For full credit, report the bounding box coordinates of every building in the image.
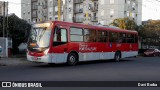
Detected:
[21,0,65,23]
[0,1,8,16]
[64,0,98,25]
[64,0,142,25]
[97,0,142,25]
[21,0,142,25]
[21,0,31,22]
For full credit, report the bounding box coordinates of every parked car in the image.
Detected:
[144,49,160,57]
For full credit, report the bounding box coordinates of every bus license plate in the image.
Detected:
[34,57,38,60]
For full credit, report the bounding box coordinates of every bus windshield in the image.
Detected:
[28,27,51,52]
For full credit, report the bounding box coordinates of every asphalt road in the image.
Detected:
[0,57,160,81]
[1,57,160,90]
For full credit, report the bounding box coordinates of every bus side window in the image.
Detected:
[97,31,103,42]
[84,29,89,42]
[103,31,108,42]
[119,33,126,43]
[84,29,96,42]
[135,34,138,43]
[70,27,83,42]
[90,30,96,42]
[127,34,134,43]
[109,32,119,43]
[53,27,67,47]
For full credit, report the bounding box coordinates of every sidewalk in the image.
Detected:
[0,56,30,66]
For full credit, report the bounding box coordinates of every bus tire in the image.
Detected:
[67,53,78,66]
[114,51,121,62]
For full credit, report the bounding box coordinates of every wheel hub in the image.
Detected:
[70,56,75,63]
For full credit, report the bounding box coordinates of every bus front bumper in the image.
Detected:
[27,54,53,63]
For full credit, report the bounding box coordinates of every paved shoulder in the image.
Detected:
[0,57,30,66]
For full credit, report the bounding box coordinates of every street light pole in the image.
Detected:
[58,0,61,21]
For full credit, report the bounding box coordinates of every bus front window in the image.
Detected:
[28,27,51,52]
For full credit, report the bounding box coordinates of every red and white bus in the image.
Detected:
[27,21,138,65]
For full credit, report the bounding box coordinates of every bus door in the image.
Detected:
[52,25,68,62]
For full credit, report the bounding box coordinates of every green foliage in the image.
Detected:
[140,20,160,39]
[139,20,160,48]
[110,17,137,30]
[0,14,31,54]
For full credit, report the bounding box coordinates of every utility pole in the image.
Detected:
[3,1,5,37]
[58,0,61,21]
[6,1,9,37]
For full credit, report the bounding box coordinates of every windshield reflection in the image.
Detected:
[29,27,51,49]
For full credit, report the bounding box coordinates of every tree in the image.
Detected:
[139,20,160,48]
[110,17,137,30]
[140,20,160,39]
[0,14,31,54]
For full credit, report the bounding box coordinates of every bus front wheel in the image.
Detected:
[67,53,78,66]
[114,51,121,62]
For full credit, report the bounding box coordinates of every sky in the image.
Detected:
[0,0,21,17]
[143,0,160,20]
[0,0,160,21]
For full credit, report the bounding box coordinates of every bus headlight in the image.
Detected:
[44,49,49,56]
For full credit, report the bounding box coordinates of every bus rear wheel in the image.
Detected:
[114,52,121,62]
[67,53,78,66]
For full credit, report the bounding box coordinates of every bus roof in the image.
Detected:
[39,21,138,34]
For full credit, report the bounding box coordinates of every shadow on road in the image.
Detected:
[32,59,135,68]
[78,59,133,65]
